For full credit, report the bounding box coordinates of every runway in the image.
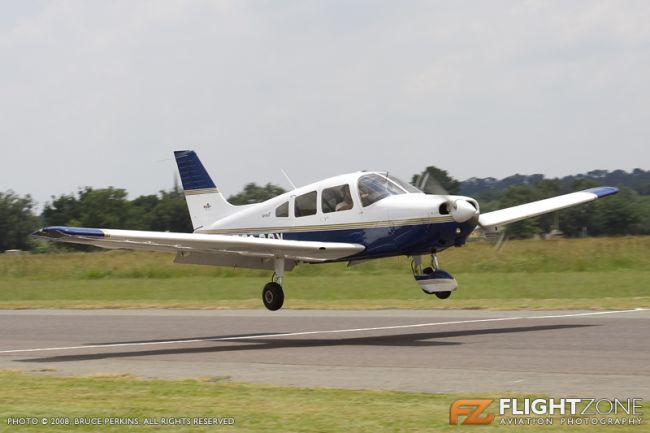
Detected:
[0,308,648,397]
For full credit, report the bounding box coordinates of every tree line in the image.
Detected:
[1,168,649,251]
[0,182,291,252]
[417,166,650,239]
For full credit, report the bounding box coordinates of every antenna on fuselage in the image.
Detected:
[280,168,297,190]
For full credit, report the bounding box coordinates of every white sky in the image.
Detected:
[1,0,649,207]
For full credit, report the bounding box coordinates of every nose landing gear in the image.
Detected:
[411,254,457,299]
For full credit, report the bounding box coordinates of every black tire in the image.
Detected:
[435,291,451,299]
[262,282,284,311]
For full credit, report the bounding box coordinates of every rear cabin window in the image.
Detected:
[322,184,354,213]
[275,201,288,217]
[357,173,405,207]
[294,191,317,217]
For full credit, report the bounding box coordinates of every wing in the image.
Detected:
[478,187,618,231]
[33,226,365,266]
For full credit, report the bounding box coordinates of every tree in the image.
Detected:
[228,183,286,205]
[530,179,561,232]
[41,193,81,226]
[411,166,460,194]
[40,187,131,251]
[149,190,193,232]
[0,191,39,251]
[555,179,601,237]
[588,187,643,236]
[496,185,543,239]
[126,194,160,231]
[43,187,193,234]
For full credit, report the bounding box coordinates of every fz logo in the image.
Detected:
[449,399,495,425]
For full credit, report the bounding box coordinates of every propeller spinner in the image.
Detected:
[448,199,478,223]
[415,171,479,223]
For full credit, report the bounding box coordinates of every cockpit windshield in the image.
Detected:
[386,174,423,194]
[357,173,408,207]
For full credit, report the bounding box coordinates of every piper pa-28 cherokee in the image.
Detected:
[34,151,618,311]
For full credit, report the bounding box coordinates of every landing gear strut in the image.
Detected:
[411,254,457,299]
[262,257,285,311]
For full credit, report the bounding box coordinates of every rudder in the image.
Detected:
[174,150,237,231]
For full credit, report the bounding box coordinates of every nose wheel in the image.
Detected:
[262,282,284,311]
[411,254,456,299]
[433,290,451,299]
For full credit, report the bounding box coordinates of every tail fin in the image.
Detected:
[174,150,237,231]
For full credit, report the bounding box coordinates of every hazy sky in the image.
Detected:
[1,0,649,207]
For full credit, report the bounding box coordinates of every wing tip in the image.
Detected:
[583,186,619,198]
[33,226,105,239]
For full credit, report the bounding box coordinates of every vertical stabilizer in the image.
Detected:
[174,150,236,231]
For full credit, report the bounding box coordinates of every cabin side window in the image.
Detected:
[275,201,289,218]
[294,191,317,217]
[322,184,354,213]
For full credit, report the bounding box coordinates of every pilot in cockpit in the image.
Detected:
[336,185,353,211]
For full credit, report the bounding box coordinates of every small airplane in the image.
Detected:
[34,151,618,310]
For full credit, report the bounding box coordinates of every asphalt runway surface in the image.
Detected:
[0,308,648,397]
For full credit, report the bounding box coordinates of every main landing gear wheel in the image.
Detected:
[434,291,451,299]
[262,282,284,311]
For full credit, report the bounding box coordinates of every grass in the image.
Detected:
[0,240,647,432]
[0,370,645,432]
[0,237,649,310]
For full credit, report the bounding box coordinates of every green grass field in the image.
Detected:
[0,237,648,309]
[1,240,648,432]
[0,371,645,433]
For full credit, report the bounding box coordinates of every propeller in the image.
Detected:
[415,171,478,224]
[475,224,508,251]
[414,169,507,248]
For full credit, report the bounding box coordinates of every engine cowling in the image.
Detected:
[440,198,479,223]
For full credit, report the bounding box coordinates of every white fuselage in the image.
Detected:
[195,172,479,259]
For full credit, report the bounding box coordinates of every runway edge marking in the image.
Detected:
[0,308,646,355]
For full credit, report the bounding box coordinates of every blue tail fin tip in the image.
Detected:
[174,150,217,190]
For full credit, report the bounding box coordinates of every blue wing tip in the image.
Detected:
[33,226,105,239]
[583,186,619,198]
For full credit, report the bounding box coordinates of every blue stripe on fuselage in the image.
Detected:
[283,220,477,260]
